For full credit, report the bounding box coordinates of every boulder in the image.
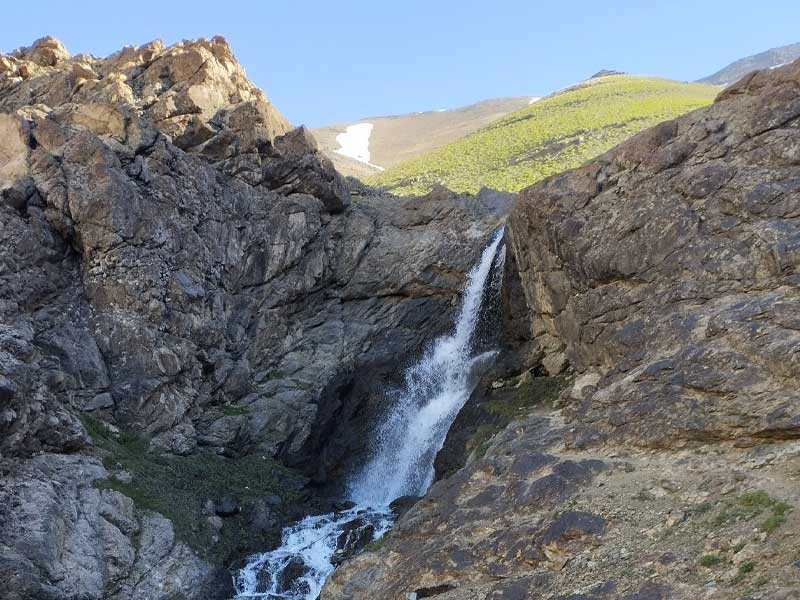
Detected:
[214,495,241,517]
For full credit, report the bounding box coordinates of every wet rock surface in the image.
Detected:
[0,36,509,600]
[323,60,800,599]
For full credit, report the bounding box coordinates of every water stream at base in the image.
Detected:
[234,227,506,599]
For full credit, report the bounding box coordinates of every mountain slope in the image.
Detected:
[366,74,719,195]
[311,96,538,176]
[699,42,800,86]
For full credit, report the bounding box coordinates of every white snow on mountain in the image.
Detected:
[335,123,375,164]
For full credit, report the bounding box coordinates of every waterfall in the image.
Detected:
[348,226,506,505]
[234,227,506,600]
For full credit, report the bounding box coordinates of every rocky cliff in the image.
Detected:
[0,36,509,599]
[324,60,800,599]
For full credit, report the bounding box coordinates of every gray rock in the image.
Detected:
[508,57,800,449]
[248,497,279,532]
[0,35,510,600]
[0,454,229,600]
[206,515,224,531]
[85,392,114,411]
[215,495,241,517]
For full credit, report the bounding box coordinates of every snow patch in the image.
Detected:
[334,123,384,170]
[528,96,542,104]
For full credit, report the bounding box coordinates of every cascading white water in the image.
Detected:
[234,227,506,600]
[234,507,394,599]
[348,227,506,505]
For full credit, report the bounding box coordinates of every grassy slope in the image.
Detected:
[82,416,303,563]
[312,96,534,176]
[366,75,719,195]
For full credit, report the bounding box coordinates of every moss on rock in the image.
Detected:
[465,374,570,461]
[82,416,304,564]
[711,490,792,535]
[484,374,569,420]
[439,373,570,475]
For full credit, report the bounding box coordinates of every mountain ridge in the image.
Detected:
[698,41,800,85]
[366,73,718,195]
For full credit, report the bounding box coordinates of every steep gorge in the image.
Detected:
[0,36,509,599]
[2,34,800,600]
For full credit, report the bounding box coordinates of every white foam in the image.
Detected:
[234,228,507,600]
[235,507,393,599]
[348,227,506,505]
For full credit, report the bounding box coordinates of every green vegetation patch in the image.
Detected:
[364,536,387,552]
[485,374,569,419]
[753,575,769,588]
[711,490,791,535]
[690,501,714,514]
[732,560,756,585]
[367,75,718,195]
[466,423,504,460]
[700,553,724,567]
[217,404,251,417]
[82,416,302,563]
[466,374,570,460]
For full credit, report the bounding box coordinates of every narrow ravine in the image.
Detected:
[234,228,506,599]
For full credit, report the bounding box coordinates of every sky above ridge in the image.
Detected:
[2,0,799,126]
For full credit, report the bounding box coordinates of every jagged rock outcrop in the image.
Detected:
[0,36,510,599]
[0,454,231,600]
[0,35,290,154]
[323,60,800,599]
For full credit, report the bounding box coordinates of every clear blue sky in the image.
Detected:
[2,1,798,126]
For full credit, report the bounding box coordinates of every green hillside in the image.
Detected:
[366,75,719,195]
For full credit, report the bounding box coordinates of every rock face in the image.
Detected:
[510,58,800,450]
[323,60,800,599]
[0,454,230,600]
[0,35,290,155]
[0,36,509,599]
